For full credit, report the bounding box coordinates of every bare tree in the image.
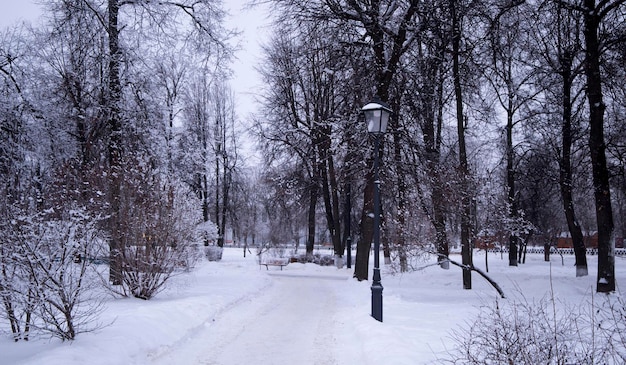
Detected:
[211,82,238,248]
[75,0,232,284]
[528,0,589,276]
[579,0,623,293]
[479,0,540,266]
[449,0,473,288]
[255,20,353,257]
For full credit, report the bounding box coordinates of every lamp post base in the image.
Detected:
[371,267,383,322]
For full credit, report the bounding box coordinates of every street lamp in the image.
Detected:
[362,97,391,322]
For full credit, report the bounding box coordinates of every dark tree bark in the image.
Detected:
[215,141,222,247]
[343,181,353,268]
[107,0,123,285]
[306,168,318,256]
[101,0,230,281]
[582,0,618,292]
[404,34,450,270]
[212,86,236,249]
[392,110,409,271]
[450,0,472,289]
[483,1,532,267]
[558,46,588,276]
[355,159,375,280]
[202,173,210,245]
[318,124,343,256]
[506,107,518,267]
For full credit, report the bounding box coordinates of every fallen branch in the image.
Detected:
[425,252,506,298]
[446,259,506,298]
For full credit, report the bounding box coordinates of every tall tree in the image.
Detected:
[481,0,538,266]
[211,82,238,247]
[403,15,452,270]
[580,0,623,292]
[256,18,360,256]
[255,26,322,255]
[546,2,588,276]
[525,0,589,275]
[450,0,473,288]
[323,0,420,280]
[78,0,231,283]
[556,13,588,277]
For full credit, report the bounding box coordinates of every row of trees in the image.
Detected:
[0,0,248,340]
[252,0,625,292]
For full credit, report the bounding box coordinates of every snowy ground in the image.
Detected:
[2,247,625,364]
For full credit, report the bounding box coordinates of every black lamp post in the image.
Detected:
[362,97,391,322]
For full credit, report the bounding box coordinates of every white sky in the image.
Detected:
[0,0,41,27]
[227,0,270,118]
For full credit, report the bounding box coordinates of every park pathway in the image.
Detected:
[149,271,349,365]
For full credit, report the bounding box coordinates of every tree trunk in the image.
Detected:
[306,176,318,256]
[343,182,352,268]
[451,0,472,289]
[353,0,417,280]
[433,186,449,269]
[392,106,408,271]
[107,0,123,285]
[328,145,342,256]
[383,232,391,265]
[583,0,615,292]
[319,126,342,256]
[558,49,587,276]
[215,145,222,247]
[218,163,230,248]
[354,154,375,281]
[506,108,518,266]
[421,74,449,269]
[201,173,210,246]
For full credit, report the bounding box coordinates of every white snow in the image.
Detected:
[2,248,624,364]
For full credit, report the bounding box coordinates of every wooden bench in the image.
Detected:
[260,258,289,270]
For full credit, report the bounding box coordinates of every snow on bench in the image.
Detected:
[260,257,290,271]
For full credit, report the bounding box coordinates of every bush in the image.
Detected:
[444,294,626,364]
[107,165,204,300]
[204,246,223,261]
[289,253,335,266]
[1,207,104,341]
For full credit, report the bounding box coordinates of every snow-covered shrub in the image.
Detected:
[445,294,626,364]
[1,207,104,341]
[288,253,335,266]
[109,166,203,300]
[0,205,30,341]
[199,218,221,262]
[317,254,335,266]
[204,246,223,261]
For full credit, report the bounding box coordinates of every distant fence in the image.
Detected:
[487,246,626,256]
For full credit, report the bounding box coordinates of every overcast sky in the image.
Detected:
[0,0,41,28]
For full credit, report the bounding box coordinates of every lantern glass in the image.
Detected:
[362,101,391,134]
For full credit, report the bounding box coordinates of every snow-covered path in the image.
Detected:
[149,271,350,365]
[7,249,621,365]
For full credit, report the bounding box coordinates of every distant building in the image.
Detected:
[556,232,625,249]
